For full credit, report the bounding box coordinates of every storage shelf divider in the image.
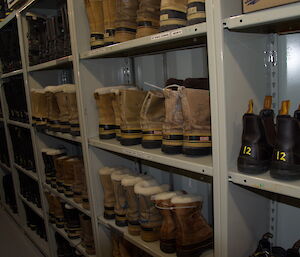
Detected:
[19,193,44,218]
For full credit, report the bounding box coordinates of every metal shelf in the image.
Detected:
[228,170,300,199]
[98,216,214,257]
[19,194,43,218]
[89,137,213,177]
[0,161,12,172]
[0,11,16,30]
[1,69,23,78]
[14,163,38,181]
[24,227,50,257]
[224,2,300,32]
[28,55,73,72]
[2,203,21,226]
[43,183,91,217]
[80,23,207,59]
[7,119,30,128]
[44,129,82,143]
[51,225,96,257]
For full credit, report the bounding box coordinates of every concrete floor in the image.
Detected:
[0,206,44,257]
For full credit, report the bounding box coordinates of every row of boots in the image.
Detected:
[99,166,213,257]
[31,84,80,136]
[84,0,206,48]
[56,233,84,257]
[2,173,18,213]
[238,97,300,180]
[42,148,89,209]
[45,194,96,255]
[26,0,71,66]
[94,78,211,156]
[0,122,10,167]
[9,125,36,172]
[251,233,300,257]
[0,0,12,21]
[3,76,28,123]
[19,172,41,208]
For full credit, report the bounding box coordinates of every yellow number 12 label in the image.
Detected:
[276,151,286,161]
[243,146,251,156]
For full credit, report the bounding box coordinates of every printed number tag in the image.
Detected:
[243,146,251,156]
[276,151,286,161]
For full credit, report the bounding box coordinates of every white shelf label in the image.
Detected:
[151,32,170,41]
[171,29,183,37]
[122,149,153,161]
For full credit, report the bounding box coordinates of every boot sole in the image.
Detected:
[128,225,141,236]
[270,162,300,180]
[142,140,162,149]
[100,134,116,140]
[161,145,182,154]
[183,147,212,156]
[160,239,176,253]
[237,157,270,174]
[120,138,141,146]
[176,238,213,257]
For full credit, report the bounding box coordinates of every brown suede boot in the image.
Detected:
[53,196,64,228]
[55,85,70,133]
[187,0,206,25]
[81,214,96,255]
[94,88,116,139]
[111,168,131,226]
[64,84,80,137]
[54,156,71,193]
[153,191,184,253]
[63,157,81,198]
[134,180,169,242]
[119,89,147,146]
[73,159,85,203]
[45,86,61,132]
[31,89,47,130]
[140,90,165,149]
[99,167,116,219]
[45,192,55,224]
[136,0,161,38]
[85,0,105,49]
[103,0,116,45]
[181,87,212,156]
[162,85,184,154]
[171,194,213,257]
[160,0,188,32]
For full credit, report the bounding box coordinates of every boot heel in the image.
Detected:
[142,140,162,149]
[183,147,212,156]
[161,144,182,154]
[128,224,141,236]
[115,215,128,227]
[160,239,176,253]
[120,137,142,146]
[238,156,270,174]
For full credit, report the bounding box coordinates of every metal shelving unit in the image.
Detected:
[44,130,82,143]
[1,69,23,78]
[24,226,50,257]
[14,163,38,181]
[19,194,43,218]
[28,55,73,72]
[7,119,30,128]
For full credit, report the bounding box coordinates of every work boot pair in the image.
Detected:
[45,193,64,228]
[162,78,212,156]
[160,0,206,32]
[153,192,213,256]
[238,97,300,180]
[251,233,300,257]
[80,214,96,255]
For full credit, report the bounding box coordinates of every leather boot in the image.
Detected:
[99,167,116,219]
[65,85,80,136]
[237,98,274,174]
[63,157,81,198]
[53,196,64,228]
[73,159,85,203]
[85,0,105,49]
[136,0,161,38]
[115,0,139,42]
[111,168,132,226]
[160,0,188,32]
[187,0,206,25]
[45,86,61,132]
[119,89,147,146]
[55,85,70,133]
[64,204,81,239]
[153,191,184,253]
[270,101,300,180]
[32,89,47,130]
[80,214,96,255]
[162,85,184,154]
[134,180,169,242]
[181,87,212,156]
[103,0,116,45]
[94,88,116,139]
[287,240,300,257]
[140,90,165,149]
[45,192,55,224]
[121,175,151,235]
[54,156,72,193]
[171,194,213,257]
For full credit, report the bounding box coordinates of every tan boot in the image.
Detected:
[162,85,184,154]
[160,0,188,32]
[73,159,85,203]
[140,90,165,149]
[103,0,116,45]
[80,214,96,255]
[94,88,116,139]
[134,180,169,242]
[187,0,206,25]
[31,89,47,130]
[171,194,213,257]
[136,0,161,38]
[45,86,61,132]
[54,156,71,193]
[53,196,64,228]
[85,0,105,49]
[55,85,70,133]
[115,0,139,42]
[153,191,183,253]
[63,157,81,198]
[99,167,116,219]
[119,89,147,146]
[111,168,131,226]
[181,87,212,156]
[45,192,55,224]
[65,84,80,137]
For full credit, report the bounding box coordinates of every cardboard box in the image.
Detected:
[243,0,300,13]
